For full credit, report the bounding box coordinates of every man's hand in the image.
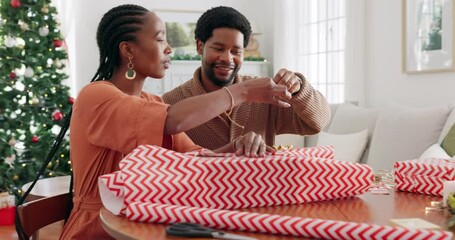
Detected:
[273,68,302,95]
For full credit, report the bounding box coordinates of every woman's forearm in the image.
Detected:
[164,85,245,135]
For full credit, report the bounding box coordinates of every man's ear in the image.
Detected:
[119,41,134,58]
[196,39,204,55]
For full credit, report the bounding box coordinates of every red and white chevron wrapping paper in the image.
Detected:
[126,202,452,240]
[120,145,370,209]
[98,146,452,239]
[394,158,455,196]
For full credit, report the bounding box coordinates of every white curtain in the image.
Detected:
[345,0,366,105]
[273,0,298,72]
[273,0,366,105]
[51,0,77,97]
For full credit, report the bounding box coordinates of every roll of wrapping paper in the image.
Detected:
[126,202,453,240]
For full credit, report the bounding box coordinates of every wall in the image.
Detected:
[365,0,455,108]
[69,0,274,94]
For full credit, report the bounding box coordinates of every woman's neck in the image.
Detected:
[110,70,144,97]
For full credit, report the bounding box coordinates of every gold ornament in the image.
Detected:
[47,162,53,168]
[12,175,19,181]
[31,97,40,106]
[41,6,49,14]
[8,138,16,146]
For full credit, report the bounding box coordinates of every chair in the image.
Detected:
[17,192,70,239]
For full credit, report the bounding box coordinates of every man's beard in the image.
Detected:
[204,63,240,87]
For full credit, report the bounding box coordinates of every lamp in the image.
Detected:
[244,20,262,58]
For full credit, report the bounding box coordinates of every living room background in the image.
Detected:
[57,0,455,108]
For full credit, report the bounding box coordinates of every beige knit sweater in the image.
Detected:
[162,67,331,150]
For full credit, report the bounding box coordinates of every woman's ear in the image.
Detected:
[119,41,134,58]
[196,40,204,55]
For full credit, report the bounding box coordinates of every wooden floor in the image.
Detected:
[0,221,63,240]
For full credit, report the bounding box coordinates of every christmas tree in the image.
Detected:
[0,0,72,198]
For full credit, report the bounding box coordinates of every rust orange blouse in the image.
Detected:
[60,81,199,239]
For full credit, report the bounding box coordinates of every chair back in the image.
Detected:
[17,192,70,239]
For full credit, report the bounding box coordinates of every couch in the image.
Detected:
[275,102,455,171]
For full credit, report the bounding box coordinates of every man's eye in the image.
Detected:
[211,47,223,51]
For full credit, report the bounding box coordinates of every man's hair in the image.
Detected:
[92,4,149,81]
[194,6,252,47]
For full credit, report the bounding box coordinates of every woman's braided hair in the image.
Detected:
[14,8,153,235]
[92,4,149,82]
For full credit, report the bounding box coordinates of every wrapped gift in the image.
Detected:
[0,192,15,226]
[99,145,372,215]
[394,158,455,196]
[126,202,452,240]
[99,146,453,239]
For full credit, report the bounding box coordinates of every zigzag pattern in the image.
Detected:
[126,202,453,240]
[394,159,455,196]
[283,145,334,159]
[119,145,372,209]
[99,173,124,197]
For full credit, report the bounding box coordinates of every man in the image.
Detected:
[162,6,330,150]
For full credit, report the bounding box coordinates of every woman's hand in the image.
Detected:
[232,78,292,108]
[232,131,276,157]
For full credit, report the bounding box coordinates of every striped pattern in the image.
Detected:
[394,158,455,196]
[126,202,453,240]
[118,145,372,209]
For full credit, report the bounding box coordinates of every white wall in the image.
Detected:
[66,0,455,108]
[366,0,455,107]
[70,0,273,94]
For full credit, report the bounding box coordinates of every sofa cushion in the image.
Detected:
[316,129,368,163]
[367,104,451,170]
[420,143,451,159]
[438,106,455,144]
[442,123,455,157]
[328,103,379,142]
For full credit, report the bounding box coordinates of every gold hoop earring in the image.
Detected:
[125,57,136,80]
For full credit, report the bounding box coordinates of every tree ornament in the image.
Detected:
[41,6,49,14]
[31,135,39,143]
[4,36,16,48]
[39,27,49,37]
[20,22,29,31]
[31,97,40,106]
[8,138,16,146]
[5,155,15,165]
[9,72,16,79]
[53,39,63,48]
[68,96,75,104]
[52,110,63,121]
[24,67,34,78]
[53,59,63,68]
[47,162,52,168]
[10,0,21,8]
[12,175,19,181]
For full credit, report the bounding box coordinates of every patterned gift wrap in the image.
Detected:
[99,146,452,239]
[126,202,453,240]
[395,158,455,196]
[99,145,372,212]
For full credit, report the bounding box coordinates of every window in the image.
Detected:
[296,0,346,103]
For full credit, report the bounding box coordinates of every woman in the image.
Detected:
[60,4,291,239]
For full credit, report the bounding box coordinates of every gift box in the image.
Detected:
[0,193,16,226]
[99,145,372,214]
[394,158,455,196]
[98,146,454,240]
